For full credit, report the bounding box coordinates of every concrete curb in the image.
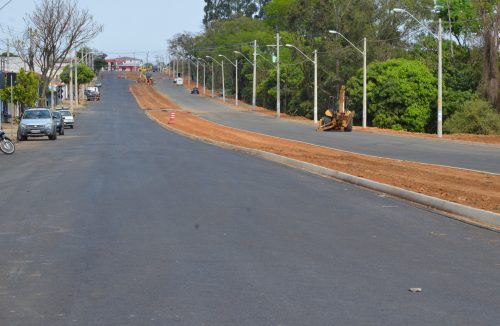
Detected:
[147,112,500,231]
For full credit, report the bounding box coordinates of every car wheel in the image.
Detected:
[17,130,23,141]
[70,125,74,129]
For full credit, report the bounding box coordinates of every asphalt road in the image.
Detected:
[155,78,500,174]
[1,72,499,325]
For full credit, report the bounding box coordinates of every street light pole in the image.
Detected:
[219,54,238,106]
[234,47,257,110]
[285,43,318,124]
[437,18,443,137]
[276,33,280,118]
[392,8,443,138]
[329,30,367,128]
[196,59,199,89]
[198,58,207,95]
[207,56,225,102]
[253,40,257,110]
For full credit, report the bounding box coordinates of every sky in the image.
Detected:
[0,0,205,61]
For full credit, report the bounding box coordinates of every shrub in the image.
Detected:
[347,58,436,132]
[443,99,500,135]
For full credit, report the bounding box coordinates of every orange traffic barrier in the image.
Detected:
[168,112,176,124]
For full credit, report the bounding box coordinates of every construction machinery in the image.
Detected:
[317,86,354,132]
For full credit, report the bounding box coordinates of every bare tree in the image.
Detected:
[13,0,102,97]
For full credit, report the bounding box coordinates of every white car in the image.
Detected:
[58,109,75,129]
[175,77,184,86]
[17,108,58,141]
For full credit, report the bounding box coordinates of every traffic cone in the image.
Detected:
[168,112,176,124]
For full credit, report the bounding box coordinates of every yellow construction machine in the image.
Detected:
[317,86,354,132]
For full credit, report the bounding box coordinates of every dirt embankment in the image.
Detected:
[129,83,500,214]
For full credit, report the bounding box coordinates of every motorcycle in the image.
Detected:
[0,130,15,154]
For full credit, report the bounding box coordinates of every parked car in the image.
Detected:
[57,109,75,129]
[84,86,100,101]
[51,111,65,135]
[191,87,199,94]
[175,77,184,85]
[17,108,58,141]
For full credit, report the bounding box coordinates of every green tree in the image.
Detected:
[348,59,437,132]
[59,63,95,86]
[0,68,39,108]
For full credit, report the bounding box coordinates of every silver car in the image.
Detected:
[17,108,58,141]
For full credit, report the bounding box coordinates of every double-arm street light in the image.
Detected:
[234,49,257,110]
[392,8,443,138]
[206,56,225,102]
[219,54,238,106]
[329,31,367,128]
[197,57,207,95]
[285,44,318,124]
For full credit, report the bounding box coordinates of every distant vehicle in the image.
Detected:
[191,87,199,95]
[57,109,75,129]
[51,111,65,135]
[85,86,100,101]
[17,108,58,141]
[175,77,184,86]
[95,81,102,88]
[152,65,159,72]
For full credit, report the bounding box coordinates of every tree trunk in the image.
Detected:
[479,2,500,112]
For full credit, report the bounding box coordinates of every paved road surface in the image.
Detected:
[155,78,500,174]
[1,72,499,325]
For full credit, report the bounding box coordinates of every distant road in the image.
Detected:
[0,72,499,325]
[156,78,500,174]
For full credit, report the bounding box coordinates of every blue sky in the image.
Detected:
[0,0,205,60]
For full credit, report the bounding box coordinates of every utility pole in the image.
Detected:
[188,60,191,86]
[69,56,73,113]
[211,61,214,98]
[74,53,79,107]
[196,59,199,88]
[276,33,281,119]
[252,40,257,111]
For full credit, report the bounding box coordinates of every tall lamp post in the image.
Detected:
[219,54,238,106]
[206,56,225,102]
[392,8,443,138]
[285,44,318,124]
[197,57,207,95]
[234,50,257,111]
[329,30,367,128]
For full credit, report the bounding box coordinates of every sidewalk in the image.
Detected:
[1,121,18,139]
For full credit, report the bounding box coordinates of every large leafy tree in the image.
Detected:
[348,59,436,132]
[59,63,95,86]
[0,68,39,108]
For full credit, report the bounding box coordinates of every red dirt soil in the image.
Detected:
[129,83,500,215]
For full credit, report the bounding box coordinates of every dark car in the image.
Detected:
[191,87,199,95]
[51,111,65,135]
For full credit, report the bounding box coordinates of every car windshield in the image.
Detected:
[52,112,60,118]
[23,110,51,119]
[59,111,72,117]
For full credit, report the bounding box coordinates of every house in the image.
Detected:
[105,57,142,71]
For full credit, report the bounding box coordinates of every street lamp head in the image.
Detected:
[218,54,223,57]
[391,8,405,13]
[329,30,339,35]
[233,51,240,54]
[285,44,292,47]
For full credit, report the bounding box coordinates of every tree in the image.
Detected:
[59,63,95,86]
[348,59,437,132]
[13,0,102,99]
[93,53,108,72]
[203,0,270,27]
[0,68,39,108]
